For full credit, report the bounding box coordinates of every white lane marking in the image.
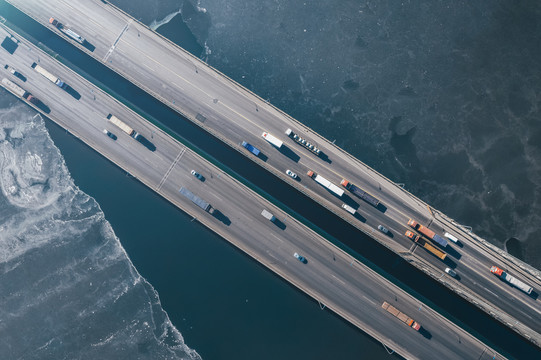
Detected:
[156,147,186,192]
[103,20,131,62]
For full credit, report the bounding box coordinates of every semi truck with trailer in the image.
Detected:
[490,266,533,295]
[49,18,86,44]
[340,179,380,207]
[261,132,283,148]
[307,170,344,197]
[405,231,447,260]
[407,219,448,248]
[284,128,321,156]
[4,65,25,81]
[31,63,67,89]
[2,78,41,106]
[241,141,260,156]
[106,114,155,151]
[179,187,215,214]
[381,301,421,331]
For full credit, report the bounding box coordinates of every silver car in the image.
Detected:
[377,225,390,234]
[286,169,298,179]
[445,268,457,277]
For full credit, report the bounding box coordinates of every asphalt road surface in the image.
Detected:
[0,23,508,360]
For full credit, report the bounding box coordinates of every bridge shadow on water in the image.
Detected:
[2,3,538,358]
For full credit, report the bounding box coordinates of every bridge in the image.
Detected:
[2,0,540,357]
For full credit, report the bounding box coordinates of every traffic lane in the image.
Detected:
[457,249,541,327]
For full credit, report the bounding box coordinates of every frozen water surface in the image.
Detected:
[0,101,200,359]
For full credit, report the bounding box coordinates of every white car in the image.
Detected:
[445,268,457,277]
[286,169,297,179]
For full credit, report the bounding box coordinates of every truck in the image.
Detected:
[261,209,276,222]
[407,219,448,248]
[381,301,421,331]
[261,132,283,148]
[285,128,321,156]
[179,187,215,214]
[106,114,155,150]
[31,63,67,89]
[107,114,139,138]
[405,231,447,260]
[1,78,41,105]
[341,203,356,215]
[49,18,86,44]
[340,179,380,207]
[307,170,344,197]
[4,65,25,81]
[241,141,260,156]
[490,266,533,295]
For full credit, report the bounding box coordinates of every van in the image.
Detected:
[261,209,276,222]
[444,232,459,243]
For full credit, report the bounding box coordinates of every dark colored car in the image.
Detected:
[103,129,117,140]
[191,170,205,181]
[294,252,307,264]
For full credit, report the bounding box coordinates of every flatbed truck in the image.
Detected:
[284,128,321,156]
[381,301,421,331]
[49,17,86,44]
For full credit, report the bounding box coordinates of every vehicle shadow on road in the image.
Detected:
[443,257,457,268]
[353,212,366,223]
[341,194,359,208]
[445,246,462,260]
[257,153,268,162]
[273,218,287,230]
[319,151,332,164]
[64,85,81,100]
[418,327,432,339]
[212,210,231,226]
[37,102,51,114]
[278,145,300,163]
[83,41,96,52]
[376,203,387,213]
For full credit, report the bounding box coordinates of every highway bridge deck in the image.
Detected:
[0,23,507,360]
[9,0,540,344]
